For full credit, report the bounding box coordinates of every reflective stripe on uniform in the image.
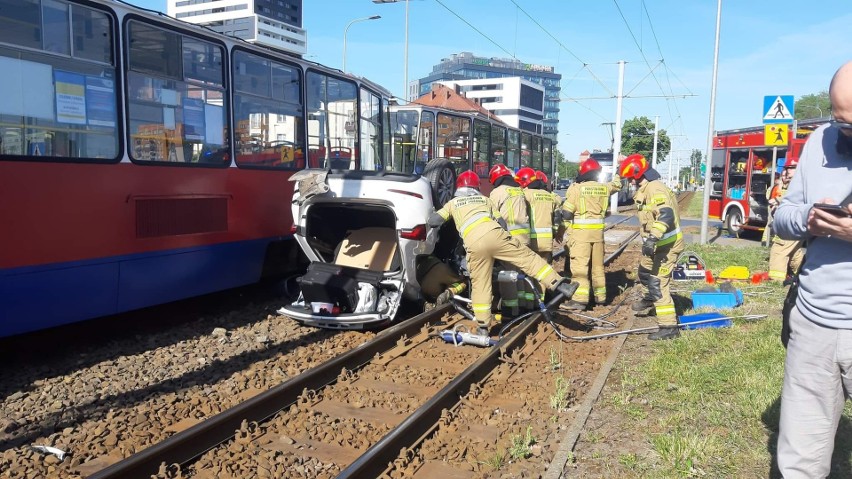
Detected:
[573,218,604,225]
[460,214,490,238]
[508,223,530,235]
[502,299,519,307]
[571,223,605,230]
[656,304,676,314]
[656,226,682,246]
[530,227,553,239]
[535,264,555,282]
[472,303,491,312]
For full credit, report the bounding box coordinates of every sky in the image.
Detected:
[130,0,851,174]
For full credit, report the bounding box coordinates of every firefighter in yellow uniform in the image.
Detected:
[516,168,561,262]
[488,164,531,244]
[767,158,804,281]
[488,164,531,315]
[428,170,578,335]
[619,154,683,341]
[560,159,622,310]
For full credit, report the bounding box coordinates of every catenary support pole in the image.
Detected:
[610,60,625,216]
[700,0,722,244]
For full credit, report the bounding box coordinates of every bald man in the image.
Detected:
[774,60,852,479]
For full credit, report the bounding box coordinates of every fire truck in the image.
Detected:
[709,119,826,235]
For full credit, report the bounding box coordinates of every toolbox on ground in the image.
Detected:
[690,286,743,309]
[297,262,384,314]
[679,312,732,330]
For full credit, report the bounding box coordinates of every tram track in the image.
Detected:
[86,227,642,479]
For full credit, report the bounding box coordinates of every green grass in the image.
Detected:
[600,244,852,477]
[682,192,705,218]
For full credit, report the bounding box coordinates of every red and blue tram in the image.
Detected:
[0,0,390,337]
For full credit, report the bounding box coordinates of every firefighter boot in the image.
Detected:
[631,299,655,317]
[555,281,580,301]
[648,324,680,341]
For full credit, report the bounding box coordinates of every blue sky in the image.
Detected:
[130,0,851,172]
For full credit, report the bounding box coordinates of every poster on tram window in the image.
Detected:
[54,70,87,125]
[85,76,116,127]
[183,98,206,141]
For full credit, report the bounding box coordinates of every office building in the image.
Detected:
[168,0,307,56]
[414,52,561,140]
[437,78,545,135]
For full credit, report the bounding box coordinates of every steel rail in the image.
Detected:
[89,304,453,479]
[337,293,545,478]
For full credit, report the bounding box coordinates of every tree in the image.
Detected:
[555,149,579,179]
[795,91,830,120]
[689,149,703,183]
[620,116,671,162]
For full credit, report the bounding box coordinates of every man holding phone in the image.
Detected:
[767,158,804,281]
[773,60,852,478]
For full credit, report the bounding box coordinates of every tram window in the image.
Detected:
[43,0,71,55]
[490,125,506,169]
[542,138,552,177]
[436,113,469,171]
[0,0,42,50]
[507,129,520,169]
[306,71,357,169]
[0,1,118,162]
[389,109,418,173]
[233,50,304,170]
[360,88,382,171]
[183,37,224,86]
[417,110,434,171]
[531,136,542,170]
[520,132,532,168]
[127,21,228,165]
[72,4,112,64]
[128,22,181,80]
[472,120,490,177]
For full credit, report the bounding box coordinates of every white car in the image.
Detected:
[280,168,457,329]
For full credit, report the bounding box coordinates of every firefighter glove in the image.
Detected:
[642,237,658,257]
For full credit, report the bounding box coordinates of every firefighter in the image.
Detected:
[768,157,804,281]
[427,170,579,335]
[518,168,562,262]
[488,164,531,244]
[560,159,622,310]
[619,154,684,341]
[488,164,531,315]
[416,255,466,306]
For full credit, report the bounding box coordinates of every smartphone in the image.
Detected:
[813,203,852,217]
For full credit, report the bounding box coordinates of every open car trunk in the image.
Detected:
[283,200,406,329]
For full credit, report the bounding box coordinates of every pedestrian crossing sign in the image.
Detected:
[765,124,789,146]
[763,95,794,124]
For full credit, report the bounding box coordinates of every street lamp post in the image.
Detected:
[373,0,409,100]
[343,15,381,73]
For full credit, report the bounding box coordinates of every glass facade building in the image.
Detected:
[415,52,561,140]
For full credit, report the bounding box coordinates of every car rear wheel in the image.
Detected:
[423,158,456,207]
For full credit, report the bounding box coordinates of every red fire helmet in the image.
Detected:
[579,158,602,176]
[618,153,649,180]
[456,170,481,189]
[534,170,548,184]
[515,167,537,188]
[489,164,512,185]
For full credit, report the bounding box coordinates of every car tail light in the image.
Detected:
[290,224,298,234]
[388,188,423,199]
[399,224,428,241]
